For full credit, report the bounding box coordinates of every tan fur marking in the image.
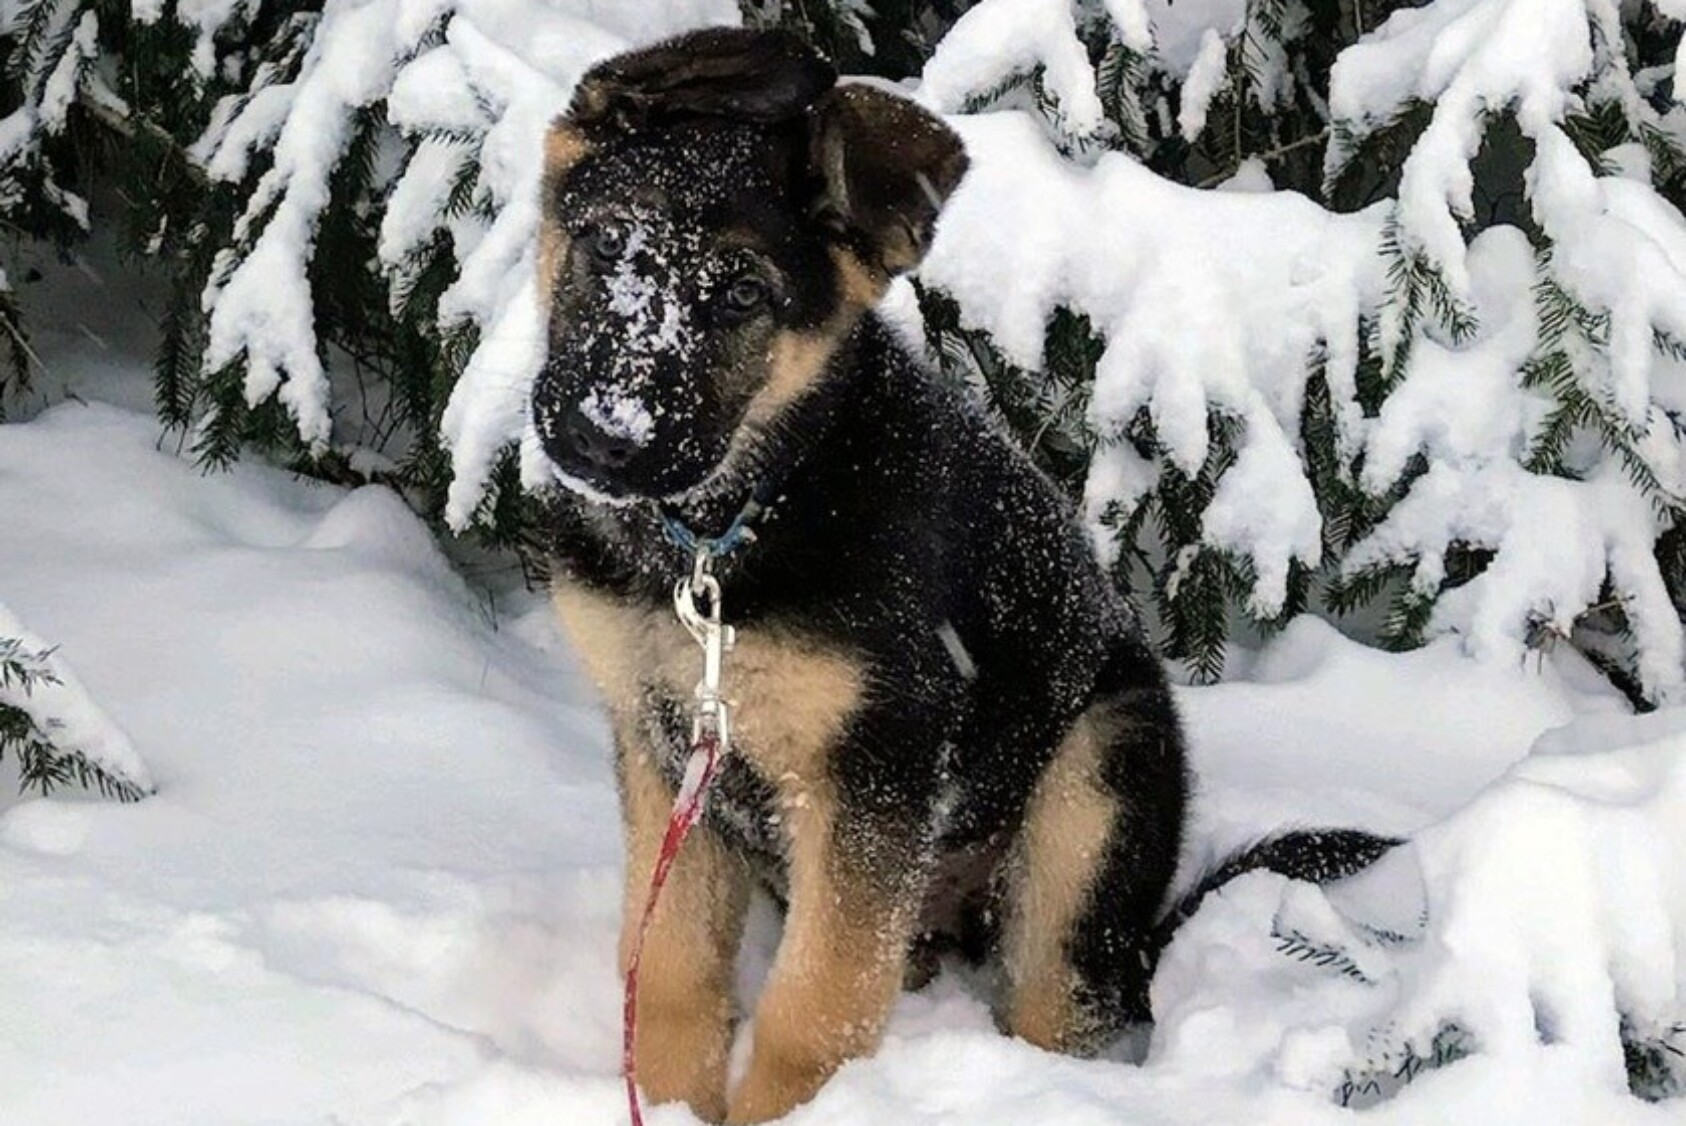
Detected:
[831,246,887,309]
[552,577,863,782]
[726,793,912,1123]
[617,741,748,1120]
[743,328,841,429]
[544,122,591,182]
[551,579,641,715]
[535,123,591,306]
[738,248,885,431]
[722,633,863,783]
[1002,705,1120,1051]
[536,223,569,308]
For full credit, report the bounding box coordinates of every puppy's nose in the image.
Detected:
[562,406,636,471]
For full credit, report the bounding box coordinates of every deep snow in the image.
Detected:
[3,250,1686,1124]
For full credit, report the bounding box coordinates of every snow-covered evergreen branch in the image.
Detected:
[910,0,1686,696]
[0,605,151,801]
[7,0,1686,696]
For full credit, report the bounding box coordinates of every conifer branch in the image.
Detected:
[1196,127,1331,188]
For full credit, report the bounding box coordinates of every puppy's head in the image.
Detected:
[531,27,967,502]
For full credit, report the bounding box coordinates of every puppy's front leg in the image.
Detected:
[618,737,750,1122]
[726,789,924,1124]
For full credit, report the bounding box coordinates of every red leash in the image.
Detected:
[623,728,725,1126]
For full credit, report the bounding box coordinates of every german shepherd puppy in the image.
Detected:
[532,28,1392,1123]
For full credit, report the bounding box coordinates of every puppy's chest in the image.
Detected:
[553,577,865,851]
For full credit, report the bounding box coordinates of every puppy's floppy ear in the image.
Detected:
[569,27,835,133]
[809,84,968,276]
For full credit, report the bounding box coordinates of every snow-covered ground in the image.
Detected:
[4,255,1685,1125]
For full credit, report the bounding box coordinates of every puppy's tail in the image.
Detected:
[1146,827,1403,971]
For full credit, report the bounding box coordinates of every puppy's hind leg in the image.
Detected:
[1001,653,1188,1053]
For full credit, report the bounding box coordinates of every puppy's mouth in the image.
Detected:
[531,384,762,510]
[539,432,765,519]
[656,418,769,509]
[546,462,641,507]
[536,420,734,508]
[532,390,651,502]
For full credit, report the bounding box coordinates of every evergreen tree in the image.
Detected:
[911,0,1686,699]
[7,0,1686,700]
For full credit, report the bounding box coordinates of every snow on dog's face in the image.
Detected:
[532,28,967,502]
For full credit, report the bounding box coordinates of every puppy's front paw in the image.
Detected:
[633,1002,733,1122]
[724,1045,825,1124]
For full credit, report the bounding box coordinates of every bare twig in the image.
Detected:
[76,92,208,187]
[1198,127,1333,188]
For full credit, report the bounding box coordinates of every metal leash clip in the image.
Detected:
[673,549,734,754]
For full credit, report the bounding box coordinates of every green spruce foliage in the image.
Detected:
[0,635,146,801]
[5,0,1686,696]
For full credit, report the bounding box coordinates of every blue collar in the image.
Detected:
[658,484,774,561]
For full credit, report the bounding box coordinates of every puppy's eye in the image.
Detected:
[721,274,769,320]
[584,224,626,270]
